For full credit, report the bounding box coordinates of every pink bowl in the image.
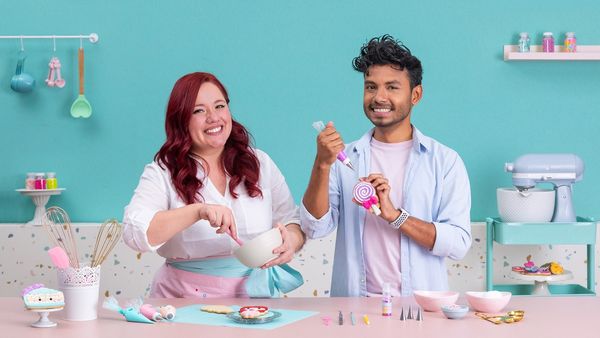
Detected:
[413,290,459,312]
[465,291,511,313]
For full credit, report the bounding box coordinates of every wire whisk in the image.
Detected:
[91,219,122,268]
[42,206,80,268]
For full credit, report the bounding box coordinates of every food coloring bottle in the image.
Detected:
[382,282,392,316]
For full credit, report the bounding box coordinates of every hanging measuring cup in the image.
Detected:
[11,51,36,93]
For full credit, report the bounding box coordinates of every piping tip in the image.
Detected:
[345,162,355,171]
[407,306,413,320]
[416,307,423,322]
[399,307,406,321]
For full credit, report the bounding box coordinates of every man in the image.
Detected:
[301,35,471,297]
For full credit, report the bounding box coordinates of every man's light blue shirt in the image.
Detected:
[300,126,472,296]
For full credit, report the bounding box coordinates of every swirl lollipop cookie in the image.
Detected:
[353,181,381,216]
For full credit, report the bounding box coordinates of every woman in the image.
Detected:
[123,72,305,298]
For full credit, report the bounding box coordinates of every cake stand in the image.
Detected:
[28,307,64,328]
[16,189,65,225]
[509,270,573,296]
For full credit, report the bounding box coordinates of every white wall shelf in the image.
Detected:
[504,45,600,61]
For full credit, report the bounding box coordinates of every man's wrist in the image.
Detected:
[386,209,402,223]
[316,161,332,171]
[389,208,410,230]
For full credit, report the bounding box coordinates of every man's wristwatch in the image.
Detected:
[389,208,410,229]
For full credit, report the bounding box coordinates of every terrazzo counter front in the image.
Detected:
[1,223,598,297]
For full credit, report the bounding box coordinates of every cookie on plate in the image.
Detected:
[239,305,269,319]
[200,305,234,314]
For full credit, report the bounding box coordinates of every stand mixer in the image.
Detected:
[504,153,584,222]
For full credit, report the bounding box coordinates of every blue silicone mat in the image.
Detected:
[173,304,318,330]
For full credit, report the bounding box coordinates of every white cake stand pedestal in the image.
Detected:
[16,189,65,225]
[510,270,573,296]
[28,307,63,328]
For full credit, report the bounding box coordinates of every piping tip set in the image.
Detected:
[323,307,424,326]
[399,306,423,321]
[322,311,369,326]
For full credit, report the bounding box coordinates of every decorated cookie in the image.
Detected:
[22,283,65,310]
[540,262,564,275]
[201,305,234,314]
[550,262,564,275]
[239,305,269,319]
[512,266,525,273]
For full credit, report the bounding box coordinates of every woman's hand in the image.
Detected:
[260,223,304,269]
[197,203,239,241]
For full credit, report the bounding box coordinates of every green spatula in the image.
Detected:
[70,48,92,118]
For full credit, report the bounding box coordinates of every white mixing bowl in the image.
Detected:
[497,188,555,223]
[233,228,282,268]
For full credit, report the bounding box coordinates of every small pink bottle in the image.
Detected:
[542,32,555,52]
[564,32,576,52]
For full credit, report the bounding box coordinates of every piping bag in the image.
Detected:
[312,121,355,170]
[103,296,154,324]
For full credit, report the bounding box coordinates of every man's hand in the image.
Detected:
[363,174,401,223]
[315,121,345,169]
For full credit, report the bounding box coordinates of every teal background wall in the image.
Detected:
[1,0,599,222]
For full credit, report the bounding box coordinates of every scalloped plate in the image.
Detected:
[226,310,282,324]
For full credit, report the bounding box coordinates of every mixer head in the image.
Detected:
[505,153,584,189]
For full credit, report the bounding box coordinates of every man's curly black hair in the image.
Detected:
[352,34,423,89]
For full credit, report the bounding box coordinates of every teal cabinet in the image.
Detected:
[485,217,596,296]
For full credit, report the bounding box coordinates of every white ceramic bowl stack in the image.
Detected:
[497,188,556,223]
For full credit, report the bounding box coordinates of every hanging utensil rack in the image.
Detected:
[0,33,99,43]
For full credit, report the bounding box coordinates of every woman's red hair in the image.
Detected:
[155,72,262,204]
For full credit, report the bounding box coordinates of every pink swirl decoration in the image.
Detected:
[353,182,375,203]
[353,181,380,213]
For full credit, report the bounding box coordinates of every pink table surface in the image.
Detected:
[2,296,599,338]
